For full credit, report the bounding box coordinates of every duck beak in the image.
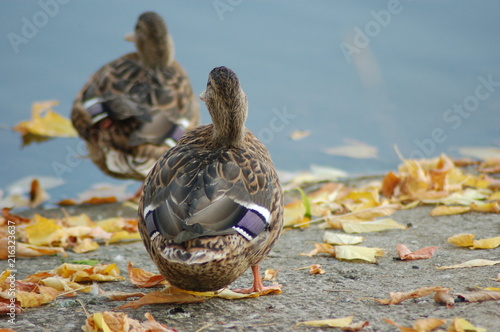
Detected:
[124,33,135,42]
[199,90,206,102]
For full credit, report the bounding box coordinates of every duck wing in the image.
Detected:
[142,143,275,244]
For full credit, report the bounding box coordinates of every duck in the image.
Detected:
[138,66,284,293]
[71,11,199,181]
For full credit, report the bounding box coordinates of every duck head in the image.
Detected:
[125,11,175,68]
[200,66,249,148]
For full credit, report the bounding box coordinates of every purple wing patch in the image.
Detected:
[233,209,267,241]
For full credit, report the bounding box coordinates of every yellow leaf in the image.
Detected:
[334,205,399,222]
[295,316,354,328]
[448,234,475,247]
[41,276,91,293]
[93,312,118,332]
[323,232,364,245]
[334,245,384,263]
[448,317,487,332]
[96,217,128,233]
[384,318,446,332]
[342,218,407,233]
[299,243,336,257]
[13,100,77,138]
[73,238,100,253]
[472,236,500,249]
[436,259,500,270]
[430,205,471,216]
[52,263,125,282]
[108,231,141,244]
[488,191,500,201]
[471,201,500,213]
[25,214,63,246]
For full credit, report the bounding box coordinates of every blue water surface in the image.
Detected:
[1,1,499,201]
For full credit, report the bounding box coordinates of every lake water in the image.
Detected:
[1,1,499,201]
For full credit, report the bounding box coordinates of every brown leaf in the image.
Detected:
[457,290,500,303]
[81,196,118,205]
[434,289,455,308]
[117,290,206,309]
[381,171,400,197]
[309,264,326,275]
[1,207,31,224]
[127,262,167,288]
[396,244,438,260]
[29,179,48,208]
[376,286,450,305]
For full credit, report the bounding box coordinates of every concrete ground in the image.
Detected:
[7,200,500,331]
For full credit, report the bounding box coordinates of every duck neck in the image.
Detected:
[211,99,247,148]
[139,35,174,68]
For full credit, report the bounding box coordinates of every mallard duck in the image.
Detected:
[71,11,199,180]
[138,66,283,293]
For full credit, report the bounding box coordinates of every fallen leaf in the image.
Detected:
[384,318,446,332]
[13,100,77,145]
[83,311,129,332]
[25,214,64,246]
[117,290,206,309]
[472,236,500,249]
[434,289,455,308]
[436,259,500,270]
[52,263,125,282]
[457,290,500,303]
[108,231,141,244]
[299,243,336,257]
[447,233,475,247]
[294,315,354,328]
[41,276,91,294]
[5,241,68,258]
[323,232,364,245]
[309,264,325,275]
[375,286,450,305]
[430,205,471,216]
[16,286,59,307]
[335,245,384,263]
[342,218,407,233]
[263,268,278,282]
[29,179,48,208]
[72,238,99,254]
[127,262,167,288]
[447,317,487,332]
[381,171,401,197]
[396,244,438,260]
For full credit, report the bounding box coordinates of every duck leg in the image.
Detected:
[232,265,281,294]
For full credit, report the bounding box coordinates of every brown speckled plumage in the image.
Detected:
[138,67,283,292]
[71,11,199,180]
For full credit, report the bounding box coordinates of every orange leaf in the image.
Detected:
[309,264,326,275]
[81,196,117,205]
[127,262,167,288]
[118,290,206,309]
[16,286,59,307]
[376,286,450,305]
[381,171,400,197]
